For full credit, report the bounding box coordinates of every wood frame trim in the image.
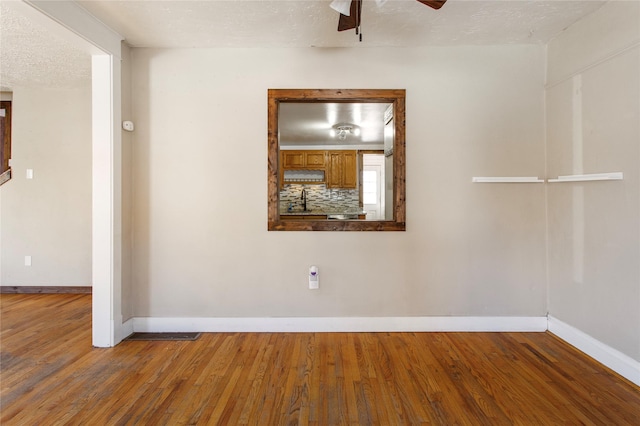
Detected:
[1,101,12,184]
[268,89,406,231]
[1,286,92,294]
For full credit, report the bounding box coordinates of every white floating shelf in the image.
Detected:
[548,172,623,183]
[472,177,544,183]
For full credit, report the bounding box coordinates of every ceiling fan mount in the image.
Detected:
[330,0,448,41]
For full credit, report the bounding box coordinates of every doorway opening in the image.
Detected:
[362,154,385,220]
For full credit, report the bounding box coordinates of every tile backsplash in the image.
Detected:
[280,184,360,213]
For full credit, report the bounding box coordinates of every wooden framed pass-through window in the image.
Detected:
[267,89,406,231]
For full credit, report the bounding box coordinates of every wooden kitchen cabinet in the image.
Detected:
[327,151,357,189]
[280,150,356,189]
[281,150,326,169]
[327,152,342,187]
[342,151,357,188]
[305,152,326,167]
[282,151,304,168]
[280,150,328,188]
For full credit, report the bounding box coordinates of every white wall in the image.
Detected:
[130,46,547,318]
[0,86,92,286]
[546,1,640,361]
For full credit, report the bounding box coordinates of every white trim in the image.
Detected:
[120,318,134,341]
[129,315,640,386]
[91,56,114,347]
[132,316,547,333]
[90,53,123,348]
[472,177,544,183]
[548,172,623,183]
[24,0,123,57]
[548,316,640,387]
[21,0,125,350]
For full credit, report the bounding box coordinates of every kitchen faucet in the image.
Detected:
[300,188,307,211]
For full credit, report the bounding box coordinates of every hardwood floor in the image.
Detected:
[1,294,639,425]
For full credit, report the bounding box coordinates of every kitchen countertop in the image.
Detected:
[280,210,366,216]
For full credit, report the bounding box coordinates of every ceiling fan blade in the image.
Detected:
[330,0,352,16]
[338,0,362,31]
[416,0,447,10]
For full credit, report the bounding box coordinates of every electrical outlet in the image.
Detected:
[309,266,319,289]
[25,256,32,266]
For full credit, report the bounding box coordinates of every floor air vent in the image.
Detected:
[125,332,201,341]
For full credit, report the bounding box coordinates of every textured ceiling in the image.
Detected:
[0,0,608,91]
[0,2,91,91]
[78,0,607,48]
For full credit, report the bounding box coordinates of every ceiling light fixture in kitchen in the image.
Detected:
[331,123,360,140]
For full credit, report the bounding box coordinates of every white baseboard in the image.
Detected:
[126,314,639,386]
[120,317,134,341]
[132,316,547,333]
[548,316,640,387]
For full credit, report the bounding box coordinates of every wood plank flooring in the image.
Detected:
[1,294,639,425]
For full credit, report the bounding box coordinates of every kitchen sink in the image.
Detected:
[327,214,359,220]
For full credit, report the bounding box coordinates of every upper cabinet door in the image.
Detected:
[327,150,357,189]
[342,151,357,188]
[282,151,327,169]
[282,152,305,168]
[305,152,326,167]
[327,152,343,188]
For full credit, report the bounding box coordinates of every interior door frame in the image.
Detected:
[20,1,125,347]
